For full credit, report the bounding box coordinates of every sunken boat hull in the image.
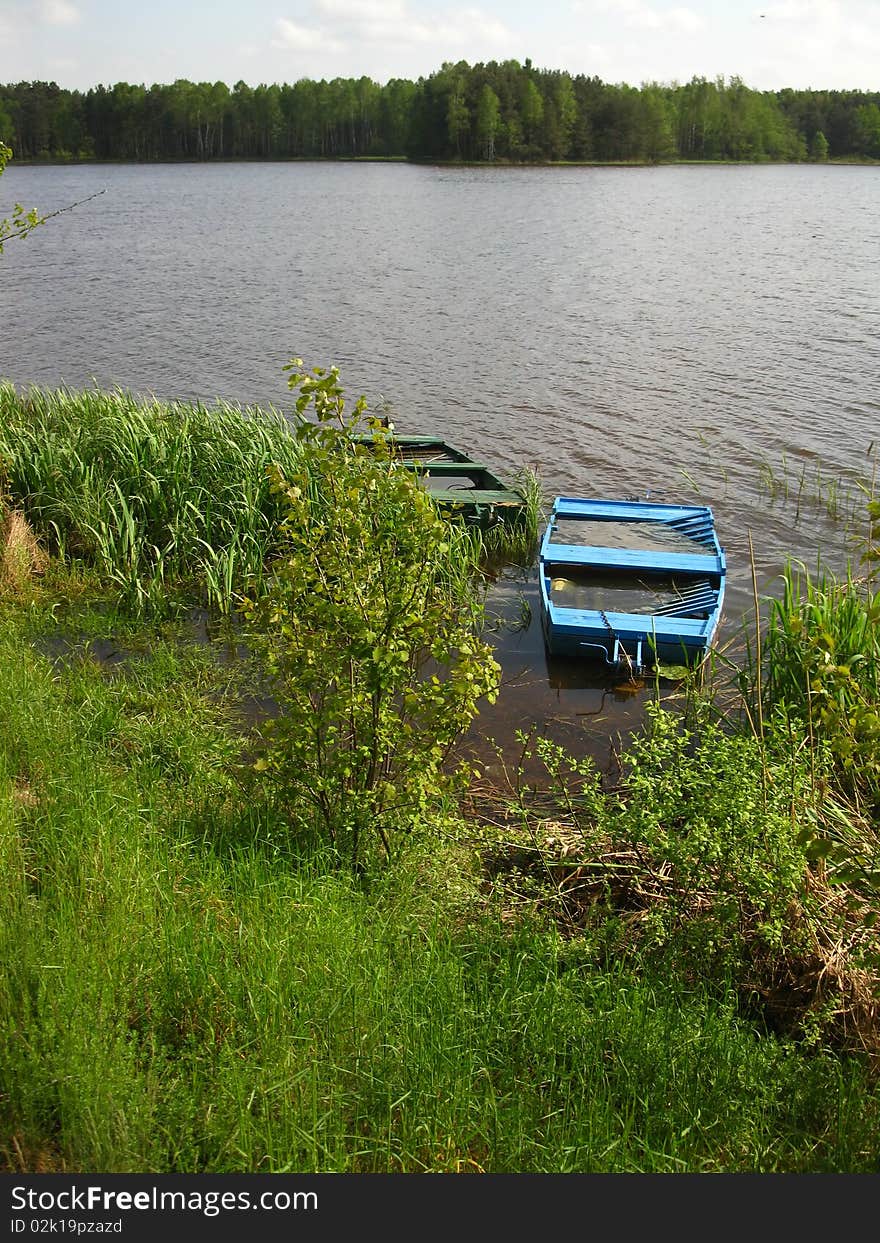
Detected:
[539,497,726,670]
[351,435,525,528]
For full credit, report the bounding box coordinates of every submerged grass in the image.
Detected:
[758,447,878,532]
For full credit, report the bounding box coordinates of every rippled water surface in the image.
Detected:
[3,161,878,756]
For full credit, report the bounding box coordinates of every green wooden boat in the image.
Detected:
[352,434,525,527]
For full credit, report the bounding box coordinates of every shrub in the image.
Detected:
[246,361,500,868]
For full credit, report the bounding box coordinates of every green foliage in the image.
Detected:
[611,704,818,958]
[487,678,880,1049]
[764,559,880,812]
[246,360,500,867]
[864,498,880,571]
[810,129,830,161]
[9,69,880,165]
[2,599,878,1172]
[854,103,880,159]
[508,706,819,970]
[475,84,501,160]
[0,383,303,614]
[0,141,41,254]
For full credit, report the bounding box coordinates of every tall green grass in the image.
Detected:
[758,562,880,905]
[0,383,303,613]
[0,383,541,614]
[482,464,544,565]
[1,600,877,1172]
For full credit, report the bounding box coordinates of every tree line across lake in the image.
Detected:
[3,61,880,165]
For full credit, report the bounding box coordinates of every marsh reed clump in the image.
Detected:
[0,380,541,614]
[482,464,544,565]
[0,382,304,613]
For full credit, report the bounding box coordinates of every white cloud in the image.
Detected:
[315,0,408,19]
[0,0,81,36]
[378,8,514,46]
[744,0,880,85]
[757,1,842,20]
[575,0,706,33]
[0,15,19,44]
[40,0,80,25]
[272,18,342,51]
[668,6,705,33]
[276,2,515,55]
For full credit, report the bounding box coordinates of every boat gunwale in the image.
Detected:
[538,495,727,667]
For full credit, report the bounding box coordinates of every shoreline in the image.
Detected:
[7,155,880,168]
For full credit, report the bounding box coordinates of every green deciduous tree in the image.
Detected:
[475,83,500,160]
[639,84,675,162]
[520,78,544,146]
[446,72,470,157]
[554,74,577,159]
[809,129,830,161]
[854,102,880,158]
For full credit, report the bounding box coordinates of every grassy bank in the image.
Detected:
[0,382,878,1172]
[0,587,877,1172]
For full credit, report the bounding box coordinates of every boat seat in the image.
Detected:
[653,580,718,616]
[542,543,724,575]
[548,608,714,638]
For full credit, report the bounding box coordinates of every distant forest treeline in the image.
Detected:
[3,61,880,164]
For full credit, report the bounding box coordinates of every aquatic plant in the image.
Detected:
[764,560,880,813]
[0,379,542,616]
[757,447,878,531]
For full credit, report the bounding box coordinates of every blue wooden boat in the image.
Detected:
[539,497,726,671]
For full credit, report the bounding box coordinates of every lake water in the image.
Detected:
[2,161,878,760]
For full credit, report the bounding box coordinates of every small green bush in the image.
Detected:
[246,361,500,868]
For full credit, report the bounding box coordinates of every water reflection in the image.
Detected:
[464,570,654,771]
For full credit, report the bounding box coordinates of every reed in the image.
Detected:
[763,560,880,811]
[0,383,542,614]
[0,383,303,613]
[468,465,544,569]
[757,449,877,532]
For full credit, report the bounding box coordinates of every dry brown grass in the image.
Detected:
[0,505,47,590]
[0,1133,68,1173]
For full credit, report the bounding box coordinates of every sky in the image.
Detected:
[1,0,879,93]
